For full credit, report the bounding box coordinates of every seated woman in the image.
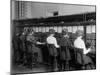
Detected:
[74,30,94,69]
[26,29,44,66]
[19,30,27,65]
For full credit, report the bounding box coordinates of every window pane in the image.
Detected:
[38,27,42,32]
[45,27,49,32]
[78,26,84,31]
[49,27,53,29]
[57,26,62,33]
[54,26,57,32]
[87,26,92,33]
[72,26,78,33]
[36,27,39,32]
[92,25,96,33]
[41,27,45,32]
[62,26,67,29]
[68,26,72,32]
[33,27,36,31]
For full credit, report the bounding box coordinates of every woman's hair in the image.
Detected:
[49,29,55,35]
[75,30,84,37]
[86,42,91,49]
[62,28,68,35]
[27,28,35,34]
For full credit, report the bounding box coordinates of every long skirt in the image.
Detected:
[60,46,71,61]
[32,45,43,63]
[26,44,43,63]
[48,44,58,57]
[76,53,93,65]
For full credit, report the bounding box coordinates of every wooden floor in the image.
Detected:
[11,62,96,75]
[11,63,75,74]
[11,64,51,74]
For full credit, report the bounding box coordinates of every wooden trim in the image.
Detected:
[16,21,96,27]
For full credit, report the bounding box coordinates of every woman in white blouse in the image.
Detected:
[46,29,59,48]
[74,30,93,67]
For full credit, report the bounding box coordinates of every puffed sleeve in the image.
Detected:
[79,40,91,54]
[53,37,59,48]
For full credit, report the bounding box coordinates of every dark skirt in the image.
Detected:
[60,46,71,61]
[48,44,58,57]
[32,45,43,62]
[76,53,93,64]
[26,42,43,63]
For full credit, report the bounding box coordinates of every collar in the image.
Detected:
[64,34,69,38]
[77,36,82,39]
